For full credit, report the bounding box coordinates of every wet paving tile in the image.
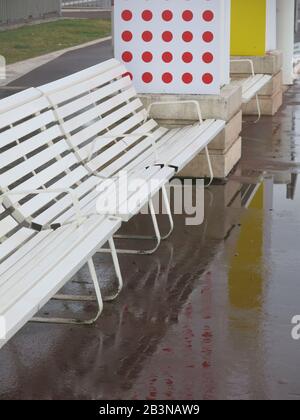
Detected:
[1,79,300,401]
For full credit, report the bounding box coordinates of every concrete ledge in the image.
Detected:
[242,90,283,116]
[139,83,242,123]
[178,136,242,179]
[230,50,283,76]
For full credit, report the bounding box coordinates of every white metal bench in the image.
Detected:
[38,59,225,185]
[0,83,175,347]
[0,58,225,347]
[0,88,127,348]
[231,59,272,122]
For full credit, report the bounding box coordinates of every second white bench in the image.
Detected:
[231,59,272,122]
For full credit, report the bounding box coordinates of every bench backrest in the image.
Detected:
[0,88,93,235]
[38,59,161,178]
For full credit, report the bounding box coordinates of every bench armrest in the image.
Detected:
[0,188,84,228]
[144,100,203,124]
[230,59,255,77]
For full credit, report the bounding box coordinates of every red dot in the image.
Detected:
[182,52,193,63]
[182,73,193,84]
[162,10,173,21]
[142,51,153,63]
[142,31,153,42]
[182,10,193,21]
[162,72,173,84]
[202,73,214,84]
[122,51,133,62]
[203,10,214,22]
[142,10,153,21]
[162,52,173,63]
[142,72,153,83]
[182,31,193,42]
[203,31,214,43]
[121,10,133,21]
[162,31,173,42]
[202,52,214,63]
[122,72,133,81]
[122,31,133,42]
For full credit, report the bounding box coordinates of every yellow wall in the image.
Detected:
[231,0,267,56]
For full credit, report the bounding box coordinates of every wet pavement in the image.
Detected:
[1,49,300,401]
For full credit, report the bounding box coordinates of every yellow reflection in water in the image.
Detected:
[228,184,264,309]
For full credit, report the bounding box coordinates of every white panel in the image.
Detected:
[266,0,277,51]
[114,0,230,95]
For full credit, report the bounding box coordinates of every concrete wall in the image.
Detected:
[277,0,295,85]
[0,0,61,24]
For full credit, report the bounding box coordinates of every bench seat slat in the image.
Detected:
[167,121,226,170]
[45,62,126,106]
[240,74,272,103]
[7,154,79,203]
[0,216,121,347]
[70,99,146,149]
[117,125,197,174]
[18,166,89,218]
[87,120,161,173]
[0,96,49,130]
[1,125,62,167]
[79,111,155,163]
[0,228,35,266]
[1,140,71,187]
[0,110,56,149]
[57,76,132,120]
[0,165,170,299]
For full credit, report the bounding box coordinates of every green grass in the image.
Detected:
[0,19,111,64]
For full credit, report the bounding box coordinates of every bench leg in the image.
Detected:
[104,237,124,301]
[113,185,174,242]
[99,197,162,255]
[204,147,214,187]
[254,94,262,123]
[31,257,104,325]
[161,184,174,240]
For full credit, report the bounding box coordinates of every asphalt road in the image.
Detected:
[0,38,113,99]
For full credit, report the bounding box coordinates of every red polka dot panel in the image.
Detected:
[115,1,223,94]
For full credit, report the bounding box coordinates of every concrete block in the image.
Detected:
[257,71,282,96]
[139,83,242,123]
[242,89,283,116]
[230,50,283,75]
[208,110,242,151]
[178,136,242,179]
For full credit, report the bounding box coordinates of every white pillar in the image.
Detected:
[277,0,295,85]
